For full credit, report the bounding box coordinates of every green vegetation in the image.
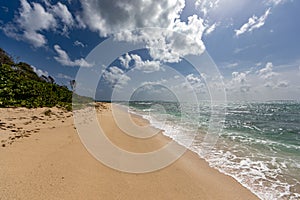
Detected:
[0,47,91,111]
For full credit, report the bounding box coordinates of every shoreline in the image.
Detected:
[119,103,262,198]
[0,103,259,199]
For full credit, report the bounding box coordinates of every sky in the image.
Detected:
[0,0,299,102]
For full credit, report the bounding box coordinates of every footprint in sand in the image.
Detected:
[24,121,32,125]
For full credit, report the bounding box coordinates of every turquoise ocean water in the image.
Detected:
[122,101,300,200]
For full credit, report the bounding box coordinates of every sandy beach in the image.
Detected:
[0,103,259,200]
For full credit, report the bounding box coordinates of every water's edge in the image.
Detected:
[116,103,262,200]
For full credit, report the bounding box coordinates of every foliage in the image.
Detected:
[0,47,73,110]
[0,48,14,66]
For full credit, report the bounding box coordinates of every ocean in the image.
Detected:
[121,101,300,200]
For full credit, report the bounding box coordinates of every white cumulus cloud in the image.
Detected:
[131,54,161,73]
[3,0,207,64]
[79,0,185,37]
[185,74,206,93]
[119,54,162,73]
[186,74,202,85]
[258,62,278,80]
[195,0,220,17]
[138,15,206,63]
[103,66,131,89]
[2,0,210,68]
[2,0,75,47]
[80,0,206,63]
[119,53,132,69]
[227,71,251,93]
[2,0,56,47]
[51,2,74,26]
[54,45,93,67]
[257,62,289,89]
[235,8,271,36]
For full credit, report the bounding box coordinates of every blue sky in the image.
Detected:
[0,0,299,101]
